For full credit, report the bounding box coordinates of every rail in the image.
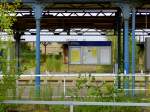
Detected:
[1,100,150,112]
[0,73,148,77]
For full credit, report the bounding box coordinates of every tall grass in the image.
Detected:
[46,55,63,72]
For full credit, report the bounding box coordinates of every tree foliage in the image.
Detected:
[0,0,20,103]
[0,0,20,34]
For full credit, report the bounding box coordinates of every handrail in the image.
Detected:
[0,73,149,77]
[1,100,150,107]
[2,100,150,112]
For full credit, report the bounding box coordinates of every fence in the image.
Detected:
[0,73,150,111]
[1,73,150,99]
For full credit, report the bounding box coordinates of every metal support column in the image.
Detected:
[15,35,20,74]
[117,9,122,74]
[124,19,129,75]
[132,8,136,96]
[123,19,129,95]
[116,8,122,89]
[119,3,131,96]
[32,3,44,97]
[14,31,23,74]
[35,17,41,96]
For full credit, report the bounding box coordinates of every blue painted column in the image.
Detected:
[124,19,129,95]
[119,4,131,96]
[32,4,44,97]
[132,8,136,96]
[124,19,129,75]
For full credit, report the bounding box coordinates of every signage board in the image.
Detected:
[69,41,112,65]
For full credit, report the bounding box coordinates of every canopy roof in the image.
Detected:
[3,0,149,10]
[2,0,149,31]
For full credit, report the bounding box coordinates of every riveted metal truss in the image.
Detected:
[14,9,150,17]
[15,9,117,17]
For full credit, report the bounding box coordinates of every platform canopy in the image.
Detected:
[5,0,147,4]
[3,0,150,9]
[3,0,149,97]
